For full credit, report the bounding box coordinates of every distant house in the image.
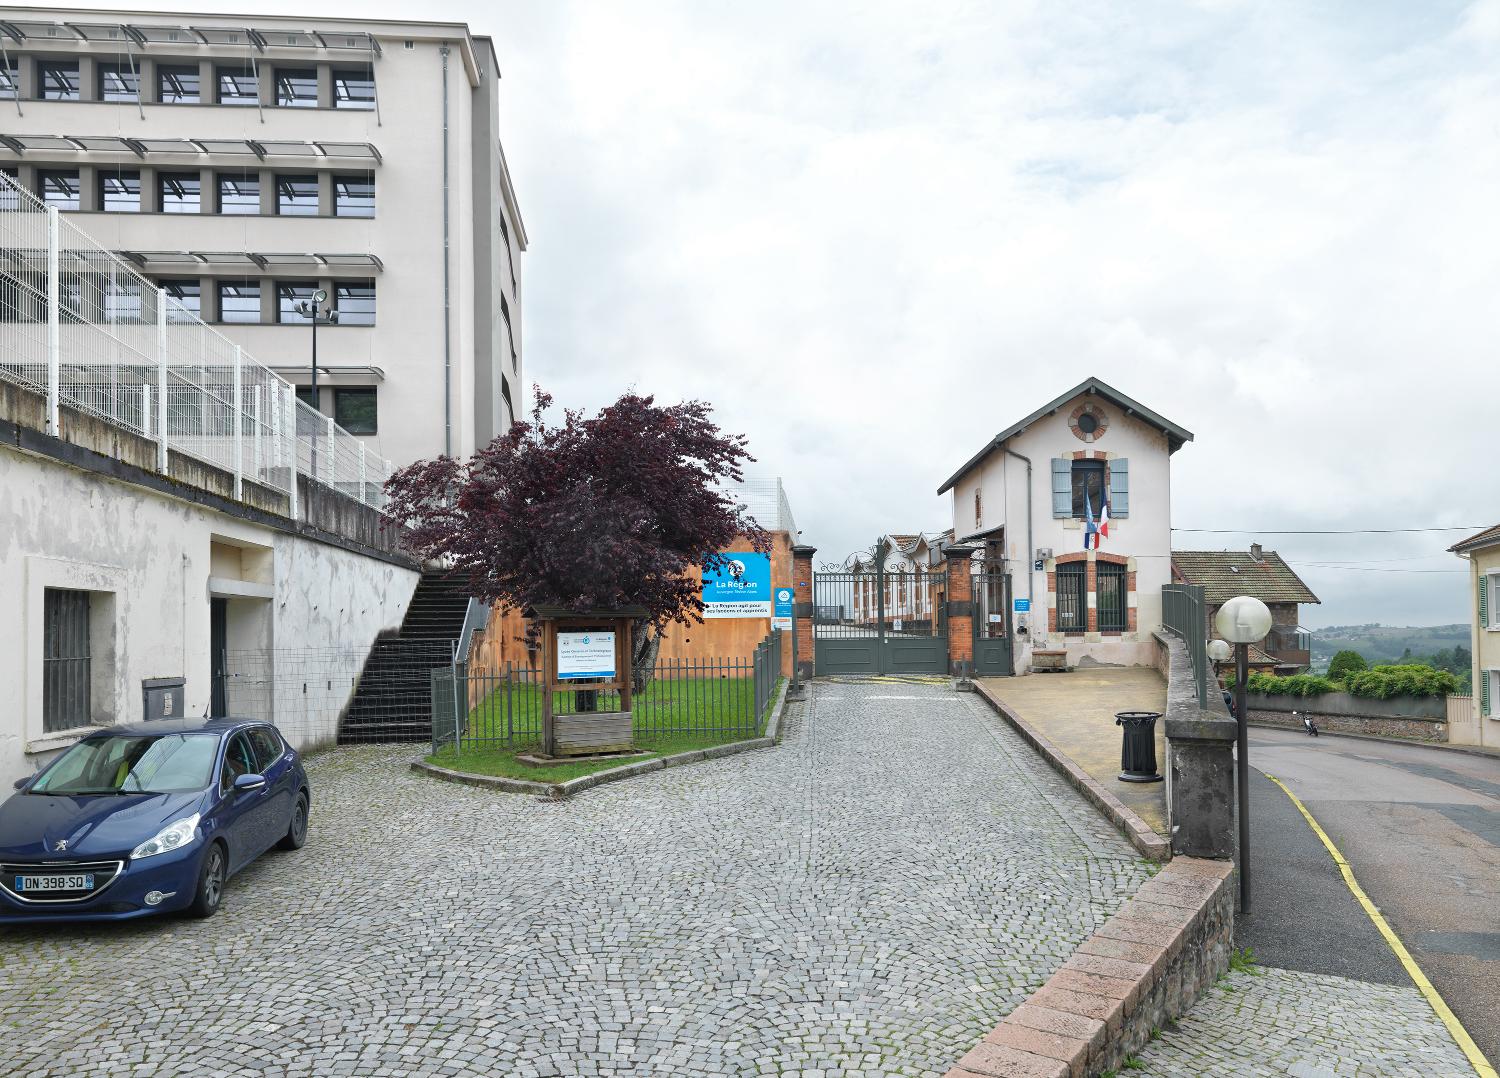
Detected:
[937,376,1193,673]
[847,532,951,630]
[1171,545,1320,674]
[1449,524,1500,720]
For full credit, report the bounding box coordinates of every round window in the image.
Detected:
[1077,412,1099,435]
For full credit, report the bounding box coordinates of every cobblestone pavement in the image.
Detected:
[0,679,1151,1077]
[1133,965,1474,1077]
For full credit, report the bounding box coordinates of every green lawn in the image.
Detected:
[425,676,783,784]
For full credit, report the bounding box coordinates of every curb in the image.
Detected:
[411,676,791,800]
[1248,720,1500,760]
[972,681,1171,863]
[944,857,1235,1078]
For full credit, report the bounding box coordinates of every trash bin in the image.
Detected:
[1115,711,1163,783]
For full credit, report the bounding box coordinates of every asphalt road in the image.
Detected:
[1242,727,1500,1065]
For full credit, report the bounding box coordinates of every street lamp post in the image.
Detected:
[1214,595,1273,913]
[296,289,337,474]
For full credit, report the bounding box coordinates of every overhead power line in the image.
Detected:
[1173,526,1486,535]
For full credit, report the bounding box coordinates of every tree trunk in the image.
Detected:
[632,621,662,694]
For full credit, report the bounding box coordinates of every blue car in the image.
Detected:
[0,718,310,924]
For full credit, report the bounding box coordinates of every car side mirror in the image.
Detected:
[12,776,30,791]
[233,773,266,792]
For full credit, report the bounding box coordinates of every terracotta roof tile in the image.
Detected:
[1450,524,1500,554]
[1172,550,1320,605]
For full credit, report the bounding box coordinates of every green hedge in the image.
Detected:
[1227,664,1457,699]
[1343,664,1458,699]
[1228,672,1339,697]
[1326,650,1368,682]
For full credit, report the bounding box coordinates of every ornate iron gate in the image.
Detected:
[972,571,1014,677]
[813,564,948,675]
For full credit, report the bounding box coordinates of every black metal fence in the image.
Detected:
[1161,583,1209,706]
[431,630,785,756]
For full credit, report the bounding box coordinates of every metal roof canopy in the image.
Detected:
[936,376,1197,495]
[122,251,383,272]
[0,20,379,54]
[0,134,380,163]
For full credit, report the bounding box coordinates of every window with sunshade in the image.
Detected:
[275,67,317,107]
[101,170,141,212]
[98,62,139,102]
[38,59,80,100]
[40,170,80,211]
[157,64,200,104]
[159,172,201,213]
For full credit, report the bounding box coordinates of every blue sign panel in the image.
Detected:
[702,552,772,618]
[1013,598,1032,613]
[772,585,794,629]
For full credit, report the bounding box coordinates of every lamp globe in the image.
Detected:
[1215,596,1273,645]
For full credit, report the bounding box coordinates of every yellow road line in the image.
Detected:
[1263,772,1498,1078]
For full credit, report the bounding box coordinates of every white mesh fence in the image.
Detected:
[0,172,387,512]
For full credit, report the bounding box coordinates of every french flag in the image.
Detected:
[1084,489,1110,551]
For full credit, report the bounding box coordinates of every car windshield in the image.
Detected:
[30,734,219,796]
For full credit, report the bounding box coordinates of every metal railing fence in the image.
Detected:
[0,172,388,513]
[432,629,784,756]
[1161,583,1209,707]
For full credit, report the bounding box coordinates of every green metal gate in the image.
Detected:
[813,563,948,675]
[973,571,1014,677]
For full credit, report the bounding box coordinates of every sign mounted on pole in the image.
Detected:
[556,631,617,680]
[702,552,772,618]
[773,586,793,630]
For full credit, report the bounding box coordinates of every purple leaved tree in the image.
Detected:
[382,387,769,690]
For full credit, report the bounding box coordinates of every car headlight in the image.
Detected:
[131,813,201,860]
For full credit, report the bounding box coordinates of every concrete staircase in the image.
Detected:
[337,569,471,744]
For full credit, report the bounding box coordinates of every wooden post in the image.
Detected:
[620,620,634,714]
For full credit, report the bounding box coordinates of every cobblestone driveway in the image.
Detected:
[0,679,1151,1077]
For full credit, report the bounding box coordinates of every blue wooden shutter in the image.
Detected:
[1108,458,1129,518]
[1051,458,1071,518]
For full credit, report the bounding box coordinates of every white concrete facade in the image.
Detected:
[940,379,1191,674]
[0,8,526,470]
[0,444,420,786]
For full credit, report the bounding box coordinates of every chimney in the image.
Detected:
[1249,542,1264,563]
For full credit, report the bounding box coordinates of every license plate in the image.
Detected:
[16,874,93,892]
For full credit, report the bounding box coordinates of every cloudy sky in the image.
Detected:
[59,0,1500,627]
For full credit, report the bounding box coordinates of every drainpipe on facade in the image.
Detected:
[1004,448,1034,612]
[440,44,453,459]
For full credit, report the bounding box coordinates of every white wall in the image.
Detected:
[950,395,1176,672]
[0,446,420,785]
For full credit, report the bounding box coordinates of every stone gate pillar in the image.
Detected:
[791,544,817,684]
[944,543,978,678]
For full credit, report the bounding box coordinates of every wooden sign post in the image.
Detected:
[531,606,643,758]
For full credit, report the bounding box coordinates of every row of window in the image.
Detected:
[1055,561,1129,633]
[165,279,375,326]
[11,58,374,109]
[0,276,375,326]
[13,167,373,217]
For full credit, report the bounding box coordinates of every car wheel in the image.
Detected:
[187,842,227,919]
[277,792,309,851]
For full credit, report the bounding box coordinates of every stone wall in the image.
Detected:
[1246,690,1447,743]
[1156,631,1237,860]
[1248,708,1447,743]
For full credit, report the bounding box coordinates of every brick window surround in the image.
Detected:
[1047,551,1137,636]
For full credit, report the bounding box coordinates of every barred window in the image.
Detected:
[1057,562,1087,633]
[1097,562,1127,632]
[43,589,91,734]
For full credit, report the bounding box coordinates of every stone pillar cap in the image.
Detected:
[791,544,818,557]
